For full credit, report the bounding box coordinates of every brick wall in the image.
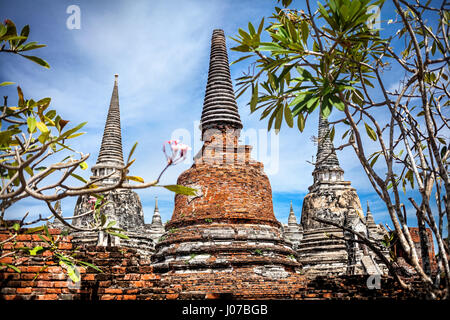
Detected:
[393,227,438,272]
[0,229,437,300]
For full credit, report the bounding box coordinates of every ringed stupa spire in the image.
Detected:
[311,115,344,188]
[200,29,242,132]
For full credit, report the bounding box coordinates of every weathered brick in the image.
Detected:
[104,288,122,294]
[16,288,32,294]
[165,293,179,300]
[83,274,96,281]
[36,294,58,300]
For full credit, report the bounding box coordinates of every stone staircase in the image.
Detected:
[297,227,349,276]
[361,255,382,275]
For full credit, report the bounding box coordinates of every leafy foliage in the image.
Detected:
[232,0,450,295]
[0,19,49,68]
[231,0,385,132]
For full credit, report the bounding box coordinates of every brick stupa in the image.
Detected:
[152,30,301,285]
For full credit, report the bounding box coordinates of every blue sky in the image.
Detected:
[0,0,446,241]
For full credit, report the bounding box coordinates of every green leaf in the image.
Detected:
[127,142,138,165]
[363,77,374,88]
[163,184,197,196]
[5,264,21,273]
[1,35,26,42]
[106,221,116,229]
[24,226,45,234]
[77,261,103,273]
[19,42,46,52]
[38,131,50,144]
[29,246,44,256]
[330,94,345,111]
[45,110,56,120]
[19,54,50,69]
[60,262,80,283]
[36,121,49,133]
[364,122,377,141]
[274,105,284,131]
[238,28,251,42]
[284,104,294,128]
[79,161,88,170]
[17,24,29,46]
[65,132,85,139]
[27,117,36,133]
[287,20,298,43]
[330,126,335,142]
[370,153,380,167]
[12,223,20,232]
[0,82,15,87]
[126,176,144,183]
[441,146,447,160]
[248,22,256,36]
[257,43,283,52]
[43,224,51,241]
[301,20,309,45]
[106,231,129,240]
[70,173,88,184]
[59,122,87,140]
[0,24,6,38]
[297,113,305,132]
[257,17,265,35]
[320,96,332,118]
[24,166,34,177]
[250,83,258,113]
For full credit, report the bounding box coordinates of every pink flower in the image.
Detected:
[163,140,191,165]
[88,196,98,209]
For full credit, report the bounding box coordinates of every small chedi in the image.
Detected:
[283,115,388,276]
[70,75,163,255]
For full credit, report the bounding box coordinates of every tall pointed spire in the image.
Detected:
[288,201,297,225]
[97,74,124,166]
[200,29,243,132]
[312,115,344,185]
[91,75,125,184]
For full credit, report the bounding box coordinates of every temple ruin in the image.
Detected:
[70,29,389,278]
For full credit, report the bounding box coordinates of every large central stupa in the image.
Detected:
[152,30,300,280]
